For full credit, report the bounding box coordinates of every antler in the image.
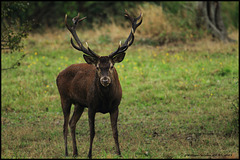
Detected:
[65,13,99,58]
[109,10,143,58]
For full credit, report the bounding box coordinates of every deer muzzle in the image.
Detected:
[100,76,111,87]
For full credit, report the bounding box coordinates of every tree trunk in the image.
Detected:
[196,1,235,42]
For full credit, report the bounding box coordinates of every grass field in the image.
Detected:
[1,26,239,158]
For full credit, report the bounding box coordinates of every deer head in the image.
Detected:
[65,10,143,87]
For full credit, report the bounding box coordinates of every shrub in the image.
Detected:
[1,1,31,52]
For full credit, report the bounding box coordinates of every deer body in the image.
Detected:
[57,63,122,114]
[57,10,142,158]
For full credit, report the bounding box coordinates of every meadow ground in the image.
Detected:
[1,27,239,158]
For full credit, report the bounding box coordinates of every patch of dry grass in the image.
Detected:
[137,3,173,38]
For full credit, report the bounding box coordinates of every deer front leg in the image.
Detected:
[88,109,96,159]
[110,108,121,156]
[69,105,84,157]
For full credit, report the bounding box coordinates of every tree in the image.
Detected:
[196,1,235,42]
[1,1,32,71]
[1,1,32,52]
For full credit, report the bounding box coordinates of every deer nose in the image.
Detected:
[100,76,111,87]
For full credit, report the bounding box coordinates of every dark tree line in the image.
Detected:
[22,1,140,28]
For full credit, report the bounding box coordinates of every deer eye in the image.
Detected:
[110,66,114,69]
[96,66,100,70]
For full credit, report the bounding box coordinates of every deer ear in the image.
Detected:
[112,52,126,63]
[83,54,98,65]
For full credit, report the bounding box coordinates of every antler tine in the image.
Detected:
[72,13,87,26]
[124,10,143,33]
[65,13,99,58]
[109,10,143,58]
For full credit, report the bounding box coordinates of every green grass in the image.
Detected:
[1,30,239,158]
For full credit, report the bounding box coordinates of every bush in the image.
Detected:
[1,1,31,52]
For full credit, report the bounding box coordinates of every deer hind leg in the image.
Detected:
[69,104,84,157]
[61,99,72,156]
[110,108,121,156]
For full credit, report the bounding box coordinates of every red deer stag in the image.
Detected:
[56,10,142,158]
